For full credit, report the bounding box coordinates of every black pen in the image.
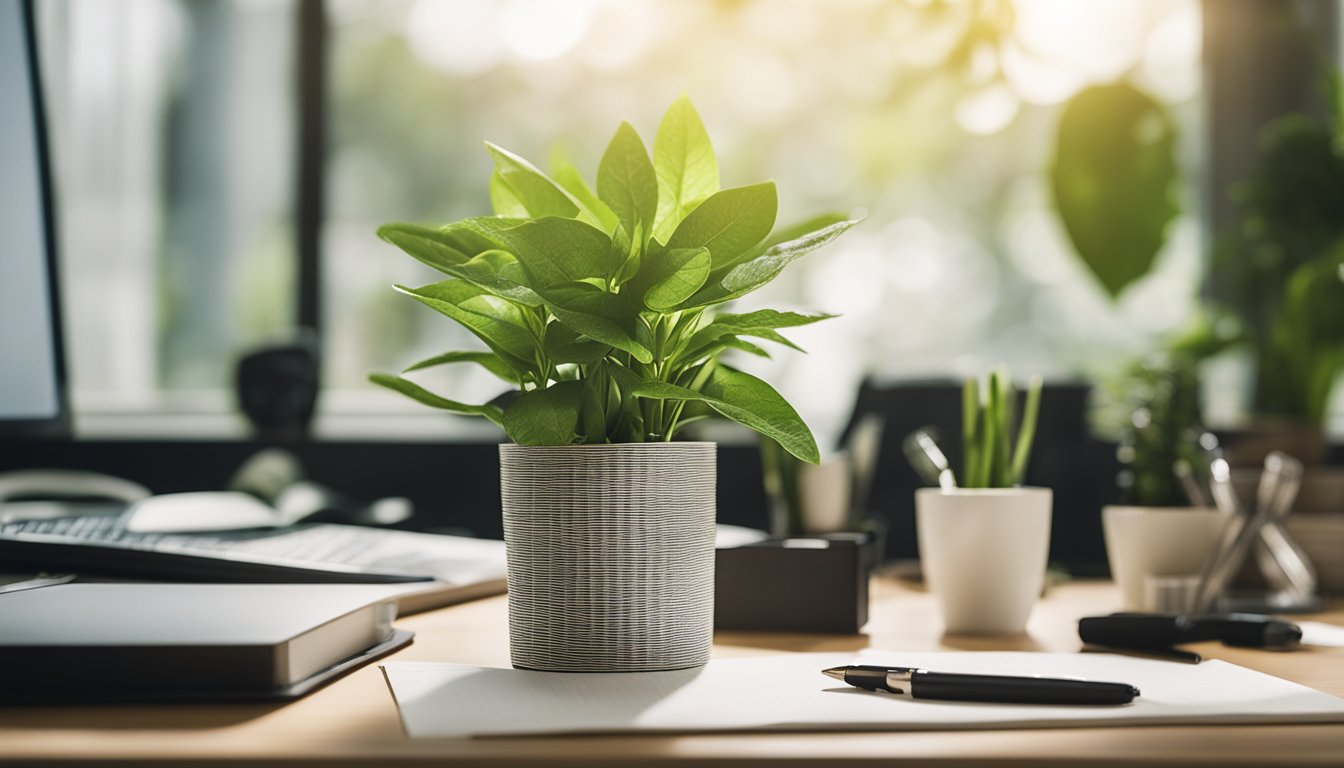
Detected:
[822,665,1139,705]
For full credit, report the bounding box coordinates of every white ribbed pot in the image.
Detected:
[499,442,716,672]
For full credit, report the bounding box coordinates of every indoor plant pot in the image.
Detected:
[917,486,1052,635]
[500,442,716,671]
[369,98,856,672]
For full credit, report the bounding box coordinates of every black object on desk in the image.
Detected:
[823,665,1139,705]
[715,532,877,633]
[1079,612,1303,661]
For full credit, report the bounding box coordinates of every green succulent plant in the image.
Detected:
[369,97,859,463]
[961,370,1042,488]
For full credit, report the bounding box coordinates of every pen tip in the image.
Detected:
[821,667,847,681]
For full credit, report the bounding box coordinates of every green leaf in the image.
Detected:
[1051,83,1179,298]
[543,322,611,364]
[489,170,529,217]
[625,366,819,463]
[682,309,833,360]
[396,281,538,374]
[488,217,618,287]
[502,381,584,445]
[666,182,777,270]
[551,156,618,232]
[613,222,642,286]
[534,282,652,363]
[684,218,858,308]
[378,225,544,306]
[720,212,850,275]
[484,142,580,220]
[720,337,771,358]
[403,350,519,383]
[368,373,504,427]
[654,96,719,243]
[597,122,658,242]
[641,247,711,311]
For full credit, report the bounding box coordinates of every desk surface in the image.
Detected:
[3,577,1342,767]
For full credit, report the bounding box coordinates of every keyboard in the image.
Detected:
[0,514,507,585]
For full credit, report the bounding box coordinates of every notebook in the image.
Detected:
[0,583,412,702]
[382,651,1344,738]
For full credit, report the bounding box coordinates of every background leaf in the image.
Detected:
[666,182,777,270]
[653,96,719,242]
[1051,82,1179,298]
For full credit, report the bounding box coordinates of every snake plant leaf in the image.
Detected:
[489,170,528,218]
[639,247,712,311]
[543,322,611,364]
[484,142,580,220]
[502,381,584,445]
[402,350,519,383]
[395,281,538,375]
[597,121,659,243]
[624,365,819,463]
[377,225,543,307]
[653,95,719,243]
[550,155,618,232]
[368,373,504,427]
[666,182,777,270]
[683,218,859,308]
[1051,83,1179,298]
[487,217,619,287]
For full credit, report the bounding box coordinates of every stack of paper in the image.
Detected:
[382,651,1344,738]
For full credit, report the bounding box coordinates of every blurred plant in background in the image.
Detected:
[1227,105,1344,430]
[325,0,1205,442]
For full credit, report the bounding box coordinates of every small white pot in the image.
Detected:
[499,442,716,672]
[1102,506,1225,611]
[916,487,1052,635]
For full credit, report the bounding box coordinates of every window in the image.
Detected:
[38,0,297,418]
[324,0,1204,442]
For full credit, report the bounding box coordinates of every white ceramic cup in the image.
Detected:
[916,487,1052,635]
[1102,506,1226,611]
[798,457,852,534]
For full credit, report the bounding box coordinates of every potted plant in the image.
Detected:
[1102,354,1224,611]
[914,371,1048,635]
[369,97,858,671]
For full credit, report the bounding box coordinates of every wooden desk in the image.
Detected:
[3,578,1342,767]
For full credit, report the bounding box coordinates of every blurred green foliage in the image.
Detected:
[1227,108,1344,423]
[1051,82,1180,298]
[1116,353,1202,507]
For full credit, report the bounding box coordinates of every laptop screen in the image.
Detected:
[0,0,67,436]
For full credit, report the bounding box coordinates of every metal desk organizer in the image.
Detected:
[1193,451,1321,613]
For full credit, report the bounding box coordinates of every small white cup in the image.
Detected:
[1102,506,1225,611]
[916,487,1052,635]
[798,457,852,534]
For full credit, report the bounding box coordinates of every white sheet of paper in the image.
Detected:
[382,651,1344,738]
[1300,621,1344,648]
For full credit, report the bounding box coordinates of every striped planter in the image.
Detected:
[499,442,716,672]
